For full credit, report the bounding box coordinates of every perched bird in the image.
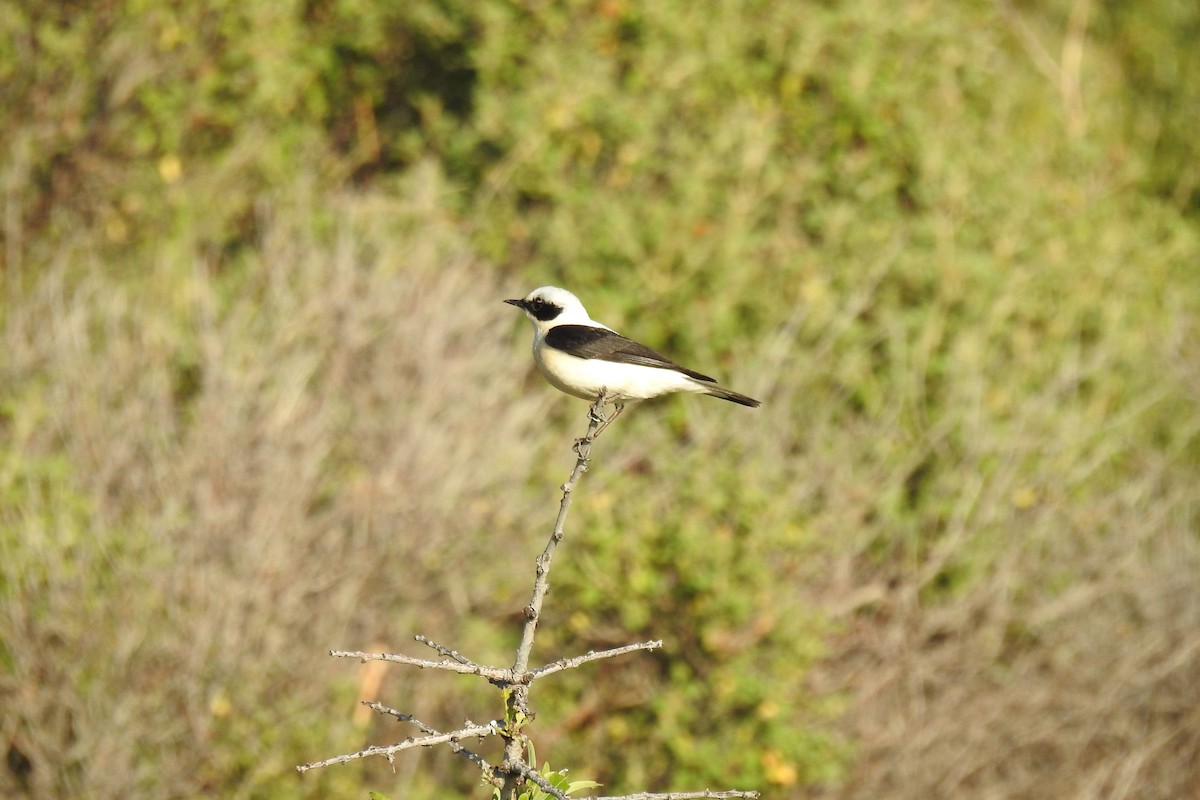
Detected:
[506,286,761,411]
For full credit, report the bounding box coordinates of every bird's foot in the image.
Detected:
[591,402,625,438]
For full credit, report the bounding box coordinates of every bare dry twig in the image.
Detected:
[361,702,501,784]
[528,640,664,681]
[299,389,760,800]
[329,648,513,683]
[296,721,497,773]
[512,392,615,675]
[416,633,475,665]
[511,761,573,800]
[499,390,616,799]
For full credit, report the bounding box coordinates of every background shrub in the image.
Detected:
[2,1,1198,798]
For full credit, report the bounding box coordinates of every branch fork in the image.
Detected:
[298,390,759,800]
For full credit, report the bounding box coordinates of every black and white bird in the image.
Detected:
[506,286,760,410]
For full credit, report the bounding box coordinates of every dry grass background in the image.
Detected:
[3,1,1200,798]
[4,175,1200,797]
[1,181,564,797]
[2,178,1200,796]
[823,469,1200,799]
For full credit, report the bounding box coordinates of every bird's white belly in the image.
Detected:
[534,344,701,401]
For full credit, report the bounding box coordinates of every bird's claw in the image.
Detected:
[590,402,625,438]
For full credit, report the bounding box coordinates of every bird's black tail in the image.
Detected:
[704,384,761,408]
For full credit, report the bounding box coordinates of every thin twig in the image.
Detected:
[414,634,476,666]
[300,391,758,799]
[500,390,616,800]
[529,641,663,681]
[330,649,512,683]
[513,389,614,674]
[512,762,571,800]
[295,722,497,773]
[364,702,501,785]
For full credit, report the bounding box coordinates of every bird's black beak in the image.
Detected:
[504,298,526,310]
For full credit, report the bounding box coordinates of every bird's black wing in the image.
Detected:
[545,325,716,383]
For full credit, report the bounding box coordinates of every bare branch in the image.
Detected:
[500,391,618,800]
[330,649,513,683]
[364,702,501,785]
[415,634,476,665]
[363,700,428,726]
[513,390,614,675]
[300,393,761,799]
[512,762,571,800]
[295,721,497,773]
[529,641,663,681]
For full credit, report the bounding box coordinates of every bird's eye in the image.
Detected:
[524,298,559,321]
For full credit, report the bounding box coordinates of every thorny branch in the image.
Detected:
[295,721,497,773]
[500,390,615,800]
[511,761,572,800]
[415,634,475,664]
[528,640,664,681]
[361,702,500,784]
[329,648,511,683]
[298,390,759,800]
[512,390,615,675]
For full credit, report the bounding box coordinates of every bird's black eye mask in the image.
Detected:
[527,299,562,322]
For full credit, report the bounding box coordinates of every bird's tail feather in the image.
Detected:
[704,384,761,408]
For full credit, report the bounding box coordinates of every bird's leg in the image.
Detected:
[575,391,621,453]
[587,402,608,426]
[591,401,625,439]
[585,389,612,427]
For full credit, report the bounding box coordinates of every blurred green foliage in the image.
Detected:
[1094,0,1200,208]
[540,454,847,788]
[2,0,1199,798]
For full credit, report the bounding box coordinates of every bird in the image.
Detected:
[505,286,761,418]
